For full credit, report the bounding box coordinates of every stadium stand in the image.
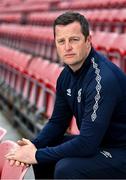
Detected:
[0,0,125,138]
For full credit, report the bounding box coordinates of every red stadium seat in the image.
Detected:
[35,83,46,114]
[83,9,125,33]
[109,34,126,72]
[0,13,22,24]
[45,62,61,86]
[115,9,126,33]
[1,160,28,180]
[0,140,17,176]
[0,140,28,180]
[26,58,50,114]
[56,1,70,10]
[32,60,63,118]
[43,63,63,118]
[28,58,50,81]
[106,9,121,33]
[92,31,118,58]
[0,46,32,102]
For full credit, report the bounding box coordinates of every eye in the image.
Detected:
[70,37,80,42]
[57,39,65,45]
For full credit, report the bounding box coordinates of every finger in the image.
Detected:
[5,151,16,158]
[5,153,13,159]
[6,154,16,160]
[21,162,25,167]
[9,159,15,166]
[15,160,21,166]
[6,151,15,157]
[26,164,30,167]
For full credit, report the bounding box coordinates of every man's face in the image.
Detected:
[55,21,91,71]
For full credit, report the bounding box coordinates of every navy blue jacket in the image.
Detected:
[33,47,126,164]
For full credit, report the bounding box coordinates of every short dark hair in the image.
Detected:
[53,11,89,39]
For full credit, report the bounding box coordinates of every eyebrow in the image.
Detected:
[57,36,81,41]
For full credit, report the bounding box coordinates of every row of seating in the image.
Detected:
[0,0,59,6]
[0,0,60,13]
[0,0,125,13]
[0,9,125,33]
[0,13,23,24]
[26,9,126,33]
[57,0,126,10]
[0,3,50,13]
[0,24,58,62]
[0,25,125,72]
[84,9,126,33]
[0,126,28,179]
[0,0,21,7]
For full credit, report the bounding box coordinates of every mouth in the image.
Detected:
[64,54,75,58]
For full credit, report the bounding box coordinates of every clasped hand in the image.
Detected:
[5,138,38,167]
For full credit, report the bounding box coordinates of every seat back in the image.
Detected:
[0,140,17,176]
[1,160,28,180]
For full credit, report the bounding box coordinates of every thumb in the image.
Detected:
[17,140,27,146]
[22,138,32,144]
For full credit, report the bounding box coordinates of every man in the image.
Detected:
[6,12,126,179]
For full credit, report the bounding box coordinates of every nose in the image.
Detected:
[65,41,72,51]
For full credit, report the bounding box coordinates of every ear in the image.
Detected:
[87,35,92,43]
[86,35,92,48]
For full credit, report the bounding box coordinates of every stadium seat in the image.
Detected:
[1,160,29,180]
[56,1,71,10]
[0,46,32,104]
[109,0,126,8]
[106,9,121,33]
[92,31,118,58]
[16,58,49,117]
[0,139,29,179]
[0,13,22,24]
[45,62,61,86]
[43,63,63,118]
[109,34,126,71]
[115,8,126,33]
[0,140,18,176]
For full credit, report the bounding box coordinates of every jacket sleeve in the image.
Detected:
[35,73,121,164]
[32,76,73,149]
